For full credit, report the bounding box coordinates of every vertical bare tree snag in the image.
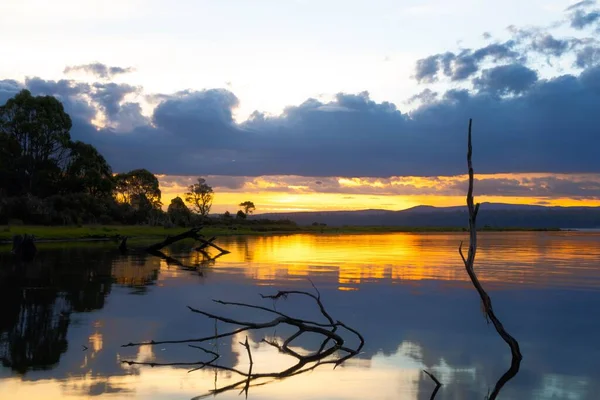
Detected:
[423,370,442,399]
[459,119,523,399]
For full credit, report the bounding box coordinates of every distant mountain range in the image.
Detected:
[253,203,600,229]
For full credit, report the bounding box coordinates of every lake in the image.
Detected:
[1,232,600,399]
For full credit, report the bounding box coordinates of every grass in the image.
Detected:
[0,224,561,242]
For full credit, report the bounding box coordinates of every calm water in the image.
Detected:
[1,232,600,399]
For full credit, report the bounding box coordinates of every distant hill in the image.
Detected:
[253,203,600,229]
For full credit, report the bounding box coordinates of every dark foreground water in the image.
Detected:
[1,232,599,399]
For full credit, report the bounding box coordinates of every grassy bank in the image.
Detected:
[0,224,561,242]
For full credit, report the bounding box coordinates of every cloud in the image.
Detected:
[414,41,520,82]
[575,45,600,67]
[19,77,147,131]
[24,77,97,121]
[64,63,135,80]
[0,79,22,104]
[407,89,438,105]
[569,9,600,29]
[530,34,571,57]
[4,66,600,178]
[157,173,600,200]
[6,5,600,180]
[473,64,538,95]
[566,0,596,11]
[90,82,139,118]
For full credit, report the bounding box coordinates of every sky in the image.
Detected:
[2,0,600,213]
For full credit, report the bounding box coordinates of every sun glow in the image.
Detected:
[157,173,600,214]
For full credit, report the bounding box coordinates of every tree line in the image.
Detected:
[0,90,266,227]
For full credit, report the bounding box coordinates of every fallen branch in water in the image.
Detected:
[145,227,204,252]
[459,119,523,399]
[116,227,230,273]
[121,287,364,398]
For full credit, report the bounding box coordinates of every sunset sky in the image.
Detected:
[2,0,600,213]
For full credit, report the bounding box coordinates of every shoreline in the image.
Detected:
[0,224,563,244]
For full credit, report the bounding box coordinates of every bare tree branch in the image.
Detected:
[121,289,363,398]
[461,119,523,399]
[423,370,442,399]
[146,227,203,252]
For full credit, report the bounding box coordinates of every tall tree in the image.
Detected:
[239,201,256,216]
[0,132,22,197]
[185,178,213,217]
[0,90,72,195]
[113,169,161,209]
[64,141,114,197]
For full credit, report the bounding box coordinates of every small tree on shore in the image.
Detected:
[239,201,255,216]
[185,178,213,217]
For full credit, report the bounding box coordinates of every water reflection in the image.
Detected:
[0,232,599,399]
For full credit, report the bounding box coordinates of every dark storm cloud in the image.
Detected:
[3,65,600,177]
[64,63,135,79]
[54,65,600,177]
[5,5,600,181]
[473,64,538,95]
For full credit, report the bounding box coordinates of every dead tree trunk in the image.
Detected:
[146,227,204,252]
[459,119,522,399]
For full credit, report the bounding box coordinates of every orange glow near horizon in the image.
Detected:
[157,232,600,290]
[156,172,600,214]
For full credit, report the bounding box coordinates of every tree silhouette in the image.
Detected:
[167,196,191,226]
[239,201,256,216]
[186,178,214,217]
[0,89,72,196]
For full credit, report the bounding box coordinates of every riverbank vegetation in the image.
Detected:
[0,90,271,227]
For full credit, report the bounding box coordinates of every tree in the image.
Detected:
[236,210,246,219]
[0,90,72,195]
[113,169,162,209]
[185,178,213,217]
[64,141,114,197]
[167,196,191,226]
[0,132,22,197]
[239,201,256,216]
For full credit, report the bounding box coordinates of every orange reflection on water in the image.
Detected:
[204,232,600,290]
